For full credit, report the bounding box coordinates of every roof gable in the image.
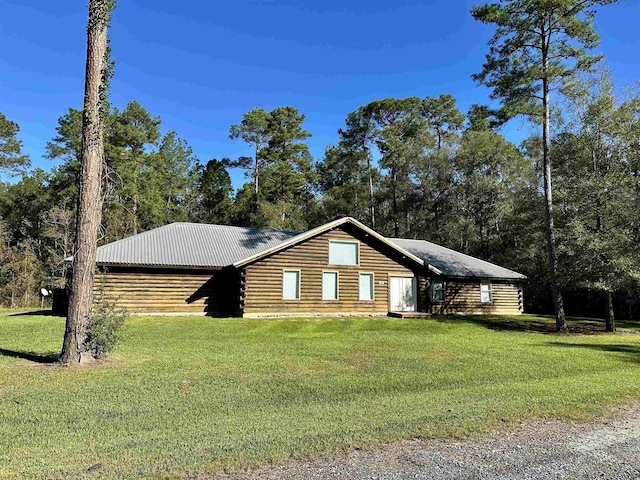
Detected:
[231,217,435,272]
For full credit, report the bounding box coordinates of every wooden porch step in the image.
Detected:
[387,311,432,319]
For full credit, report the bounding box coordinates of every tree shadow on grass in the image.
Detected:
[434,315,640,335]
[545,342,640,364]
[0,348,59,364]
[9,310,65,317]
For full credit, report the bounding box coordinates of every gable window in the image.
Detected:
[282,270,300,300]
[359,273,374,301]
[328,240,359,266]
[480,281,492,303]
[431,280,445,302]
[322,271,338,300]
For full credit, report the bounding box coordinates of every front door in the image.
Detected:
[389,277,417,312]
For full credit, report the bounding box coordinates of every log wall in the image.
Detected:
[243,227,420,316]
[94,268,240,315]
[431,279,523,315]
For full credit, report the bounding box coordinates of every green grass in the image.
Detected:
[1,311,640,478]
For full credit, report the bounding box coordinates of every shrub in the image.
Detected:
[85,289,129,359]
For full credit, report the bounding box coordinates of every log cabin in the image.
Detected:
[88,217,526,317]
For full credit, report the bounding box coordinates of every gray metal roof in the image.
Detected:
[94,221,526,279]
[389,238,526,280]
[95,223,299,268]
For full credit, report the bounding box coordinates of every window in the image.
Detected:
[359,273,374,301]
[431,280,445,302]
[282,270,300,300]
[480,281,492,303]
[322,271,338,300]
[329,241,359,266]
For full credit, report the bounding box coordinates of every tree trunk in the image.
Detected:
[605,290,615,332]
[254,144,259,197]
[392,168,399,237]
[252,144,260,220]
[132,192,138,236]
[541,24,566,332]
[60,0,112,365]
[367,154,376,230]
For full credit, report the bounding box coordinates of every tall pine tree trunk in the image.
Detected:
[366,152,376,230]
[60,0,113,365]
[132,190,138,236]
[392,168,399,237]
[541,26,566,332]
[253,145,260,222]
[254,144,259,197]
[605,290,615,332]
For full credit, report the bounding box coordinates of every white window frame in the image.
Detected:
[328,240,360,266]
[480,280,492,303]
[431,280,445,303]
[358,272,375,301]
[282,269,301,301]
[322,270,339,301]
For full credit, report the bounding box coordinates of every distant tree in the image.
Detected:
[466,104,506,132]
[232,182,261,227]
[453,128,536,258]
[413,96,463,243]
[140,131,198,228]
[230,106,313,228]
[191,158,233,224]
[554,73,640,331]
[336,108,378,228]
[41,206,76,287]
[314,144,375,224]
[108,101,161,237]
[421,94,465,151]
[260,106,314,227]
[46,108,85,201]
[366,97,428,237]
[0,112,30,174]
[1,169,52,243]
[1,239,43,308]
[472,0,620,331]
[229,108,270,215]
[61,0,115,365]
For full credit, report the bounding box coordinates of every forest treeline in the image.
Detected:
[1,73,639,315]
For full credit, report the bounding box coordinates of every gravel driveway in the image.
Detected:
[220,403,640,479]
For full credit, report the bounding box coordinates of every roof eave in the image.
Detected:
[95,262,223,271]
[441,274,527,281]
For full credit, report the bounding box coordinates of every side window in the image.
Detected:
[322,271,338,300]
[431,280,445,302]
[480,281,492,303]
[282,270,300,300]
[359,273,374,301]
[328,241,359,266]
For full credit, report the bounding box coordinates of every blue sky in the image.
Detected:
[1,0,638,190]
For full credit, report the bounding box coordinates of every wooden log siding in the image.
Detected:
[431,279,523,315]
[243,228,419,315]
[94,268,240,315]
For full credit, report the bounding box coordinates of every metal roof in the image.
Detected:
[93,220,526,279]
[389,238,526,280]
[95,223,299,268]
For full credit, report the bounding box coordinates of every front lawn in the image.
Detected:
[1,311,640,478]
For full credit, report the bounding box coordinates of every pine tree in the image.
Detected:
[472,0,620,331]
